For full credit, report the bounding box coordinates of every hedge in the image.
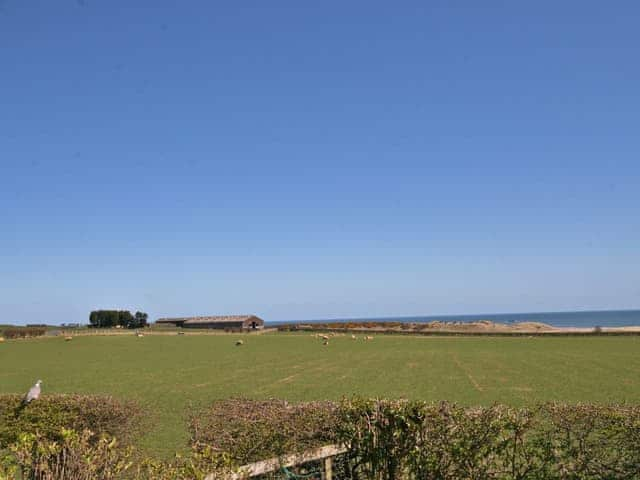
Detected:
[337,399,640,480]
[2,327,46,339]
[0,429,236,480]
[3,397,640,479]
[190,399,640,478]
[0,395,142,449]
[190,398,339,464]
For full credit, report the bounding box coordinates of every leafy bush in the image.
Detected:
[190,398,339,464]
[134,444,235,480]
[2,398,640,479]
[0,395,142,449]
[337,399,640,480]
[0,429,132,480]
[0,429,235,480]
[2,327,46,339]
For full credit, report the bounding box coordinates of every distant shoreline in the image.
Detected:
[280,320,640,335]
[268,309,640,329]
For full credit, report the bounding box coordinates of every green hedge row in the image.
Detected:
[0,429,235,480]
[189,399,640,479]
[337,399,640,480]
[0,395,236,479]
[190,398,339,464]
[3,396,640,479]
[0,394,142,449]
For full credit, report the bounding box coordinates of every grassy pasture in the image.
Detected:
[1,333,639,456]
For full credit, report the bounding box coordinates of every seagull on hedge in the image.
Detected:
[22,380,42,405]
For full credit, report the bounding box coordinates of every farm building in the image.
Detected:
[155,315,265,331]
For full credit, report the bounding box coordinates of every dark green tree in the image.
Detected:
[89,310,140,328]
[118,310,134,328]
[134,311,148,328]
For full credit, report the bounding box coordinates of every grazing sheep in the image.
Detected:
[0,337,4,343]
[320,334,329,341]
[364,335,373,341]
[351,335,357,340]
[64,336,73,341]
[136,332,144,337]
[235,340,244,346]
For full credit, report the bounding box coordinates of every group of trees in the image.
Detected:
[89,310,148,329]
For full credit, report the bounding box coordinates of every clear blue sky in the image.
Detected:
[1,1,639,324]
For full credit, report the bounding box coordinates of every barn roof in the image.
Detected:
[156,315,261,325]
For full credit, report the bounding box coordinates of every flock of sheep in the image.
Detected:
[14,330,376,406]
[5,330,374,348]
[233,332,374,347]
[314,332,373,345]
[61,331,145,341]
[2,328,374,349]
[57,331,145,341]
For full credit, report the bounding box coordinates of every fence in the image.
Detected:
[214,444,348,480]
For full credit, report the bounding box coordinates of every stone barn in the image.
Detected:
[156,315,264,331]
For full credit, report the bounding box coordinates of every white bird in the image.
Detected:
[23,380,42,405]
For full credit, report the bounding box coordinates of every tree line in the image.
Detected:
[89,310,148,329]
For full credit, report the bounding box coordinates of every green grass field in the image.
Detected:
[1,333,639,456]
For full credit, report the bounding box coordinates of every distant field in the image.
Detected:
[1,333,639,456]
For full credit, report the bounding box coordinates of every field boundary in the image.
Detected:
[1,328,281,340]
[215,444,348,480]
[286,326,640,337]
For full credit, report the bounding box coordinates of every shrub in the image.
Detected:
[190,398,339,464]
[0,429,235,480]
[2,327,46,339]
[134,444,235,480]
[0,429,133,480]
[2,399,640,479]
[337,399,640,480]
[0,395,142,449]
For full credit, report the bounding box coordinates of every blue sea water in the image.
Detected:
[268,310,640,328]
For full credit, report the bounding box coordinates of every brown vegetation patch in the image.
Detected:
[1,327,47,339]
[190,398,339,464]
[0,394,142,448]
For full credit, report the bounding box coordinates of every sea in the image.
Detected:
[267,310,640,328]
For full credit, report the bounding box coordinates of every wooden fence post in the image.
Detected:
[324,456,333,480]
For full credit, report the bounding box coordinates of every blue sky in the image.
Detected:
[1,1,639,324]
